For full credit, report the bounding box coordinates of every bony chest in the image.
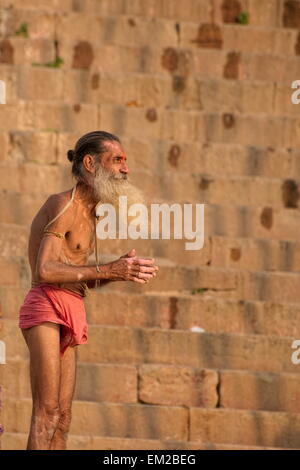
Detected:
[65,222,95,254]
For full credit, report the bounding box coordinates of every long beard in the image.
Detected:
[92,165,146,225]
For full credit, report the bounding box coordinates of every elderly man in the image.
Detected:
[18,131,158,450]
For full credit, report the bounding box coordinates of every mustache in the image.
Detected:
[99,168,128,181]
[110,174,128,181]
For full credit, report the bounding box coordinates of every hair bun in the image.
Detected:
[67,149,75,162]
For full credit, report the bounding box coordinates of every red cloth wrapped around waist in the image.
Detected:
[19,283,88,356]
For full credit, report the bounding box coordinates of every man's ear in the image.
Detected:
[83,154,95,173]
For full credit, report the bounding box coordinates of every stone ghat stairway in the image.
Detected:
[1,255,300,450]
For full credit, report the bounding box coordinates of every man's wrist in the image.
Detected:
[95,263,111,280]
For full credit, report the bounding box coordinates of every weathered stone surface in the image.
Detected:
[219,370,300,413]
[76,325,296,374]
[74,363,138,403]
[138,365,218,407]
[2,398,188,440]
[190,408,300,448]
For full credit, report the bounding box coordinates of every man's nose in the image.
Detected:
[121,163,129,174]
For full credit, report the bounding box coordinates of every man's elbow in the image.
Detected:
[35,264,50,283]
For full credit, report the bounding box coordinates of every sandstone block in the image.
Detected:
[220,370,300,412]
[17,66,63,100]
[190,408,300,448]
[74,363,137,403]
[7,38,55,66]
[138,364,218,407]
[9,130,57,164]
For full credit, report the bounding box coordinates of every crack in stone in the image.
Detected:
[216,370,221,408]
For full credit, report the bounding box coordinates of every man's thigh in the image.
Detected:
[22,322,61,407]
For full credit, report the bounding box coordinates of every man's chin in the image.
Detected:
[92,171,145,209]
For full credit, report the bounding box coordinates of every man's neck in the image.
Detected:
[75,180,100,216]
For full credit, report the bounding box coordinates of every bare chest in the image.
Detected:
[64,217,95,259]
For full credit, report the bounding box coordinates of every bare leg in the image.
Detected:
[21,322,61,450]
[50,344,77,450]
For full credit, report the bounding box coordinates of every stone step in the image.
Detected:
[92,234,300,271]
[4,284,300,337]
[121,0,286,29]
[4,259,300,305]
[2,34,300,85]
[4,64,297,119]
[1,97,300,146]
[3,130,300,181]
[54,13,295,54]
[3,161,300,209]
[3,358,300,414]
[119,140,300,180]
[129,171,299,209]
[0,255,288,302]
[100,261,300,303]
[76,327,297,374]
[65,0,211,25]
[3,398,300,448]
[0,163,299,210]
[2,248,300,301]
[3,319,297,373]
[0,0,285,29]
[3,398,189,440]
[5,9,295,56]
[97,105,300,147]
[84,291,300,337]
[1,432,288,451]
[101,234,300,272]
[11,68,280,115]
[63,43,300,84]
[0,359,139,405]
[0,359,217,408]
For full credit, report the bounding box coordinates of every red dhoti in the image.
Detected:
[18,283,88,357]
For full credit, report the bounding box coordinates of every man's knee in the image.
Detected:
[57,408,72,435]
[34,403,61,429]
[33,403,60,424]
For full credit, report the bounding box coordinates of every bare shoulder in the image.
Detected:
[46,188,73,213]
[43,188,76,229]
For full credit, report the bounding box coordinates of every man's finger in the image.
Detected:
[139,266,158,273]
[129,275,147,284]
[127,248,136,258]
[136,258,156,266]
[136,272,154,280]
[121,248,136,259]
[129,265,156,276]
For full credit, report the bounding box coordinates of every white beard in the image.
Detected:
[91,164,146,226]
